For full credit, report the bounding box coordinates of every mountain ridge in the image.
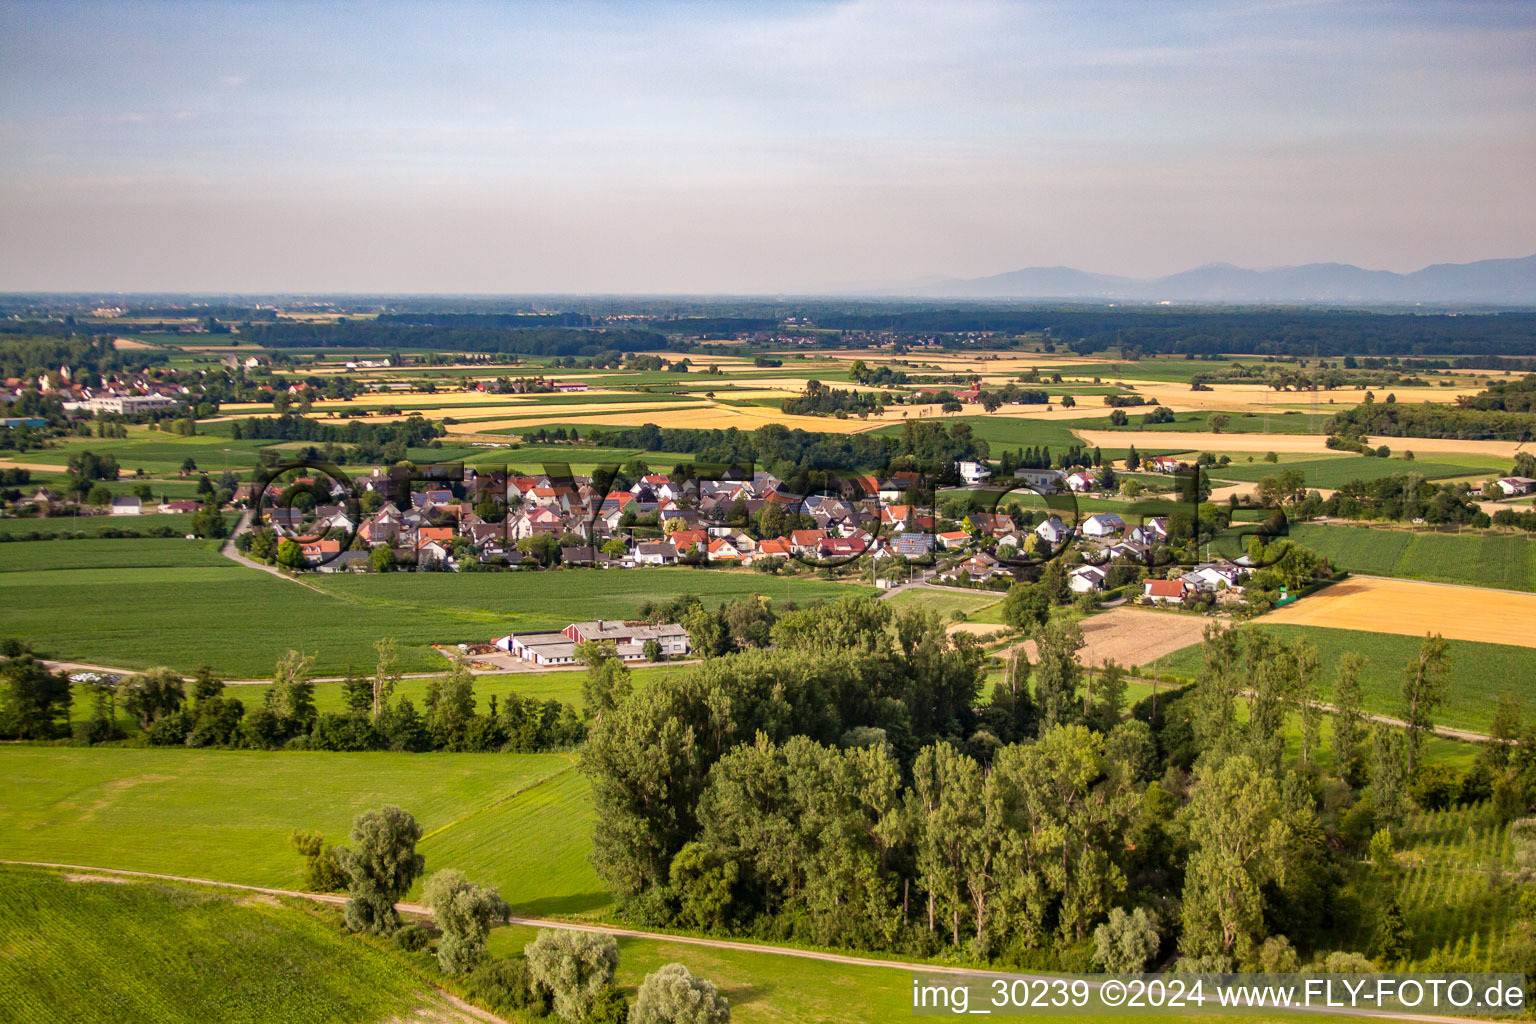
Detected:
[876,254,1536,304]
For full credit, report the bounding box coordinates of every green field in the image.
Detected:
[1157,624,1531,732]
[0,540,867,677]
[1340,805,1518,968]
[0,513,207,538]
[880,587,1003,622]
[1283,524,1536,591]
[1208,456,1501,488]
[0,867,438,1024]
[1075,409,1325,435]
[0,746,601,916]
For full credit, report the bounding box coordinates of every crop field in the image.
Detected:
[1339,806,1517,968]
[1284,524,1536,591]
[1208,456,1502,488]
[0,867,448,1024]
[1076,430,1530,460]
[1158,623,1532,732]
[0,513,207,539]
[1262,576,1536,649]
[0,540,865,676]
[1077,410,1326,435]
[1017,607,1213,670]
[0,746,599,915]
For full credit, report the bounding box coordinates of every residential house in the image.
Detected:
[957,460,992,486]
[1081,513,1125,539]
[1065,471,1097,493]
[110,495,142,516]
[937,530,972,550]
[1069,564,1108,593]
[1495,477,1536,496]
[634,541,679,565]
[790,529,829,556]
[892,532,936,557]
[1036,516,1072,546]
[1143,578,1189,605]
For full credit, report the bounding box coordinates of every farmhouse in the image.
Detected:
[110,495,142,516]
[1494,477,1536,496]
[494,619,691,666]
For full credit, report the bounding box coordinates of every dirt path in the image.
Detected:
[0,860,1503,1024]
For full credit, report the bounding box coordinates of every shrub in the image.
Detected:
[631,962,730,1024]
[1410,764,1461,812]
[461,956,551,1017]
[1092,906,1160,973]
[392,923,431,951]
[525,928,619,1023]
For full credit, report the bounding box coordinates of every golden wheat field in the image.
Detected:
[1263,576,1536,648]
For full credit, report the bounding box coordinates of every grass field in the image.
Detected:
[0,867,443,1024]
[844,587,1001,623]
[1284,524,1536,591]
[0,540,866,677]
[0,746,603,916]
[1158,623,1531,732]
[0,513,207,538]
[1075,409,1325,435]
[1208,456,1503,488]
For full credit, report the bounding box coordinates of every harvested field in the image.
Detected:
[1075,430,1531,459]
[1264,575,1536,648]
[1015,606,1212,668]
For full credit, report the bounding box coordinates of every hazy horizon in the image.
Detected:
[3,0,1534,293]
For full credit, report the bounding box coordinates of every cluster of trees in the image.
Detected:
[67,644,583,754]
[243,321,673,359]
[233,413,444,449]
[1189,362,1431,391]
[586,419,989,482]
[1326,384,1536,442]
[780,379,884,417]
[848,359,909,387]
[1317,475,1489,527]
[585,598,1536,973]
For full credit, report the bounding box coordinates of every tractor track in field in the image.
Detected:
[0,860,1513,1024]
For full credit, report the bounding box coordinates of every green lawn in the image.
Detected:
[0,866,435,1024]
[1208,456,1502,488]
[1157,624,1531,732]
[0,540,867,677]
[1284,524,1536,591]
[0,746,599,916]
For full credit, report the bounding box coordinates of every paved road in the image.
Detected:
[0,860,1505,1024]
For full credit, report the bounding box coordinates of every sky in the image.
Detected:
[1,0,1533,294]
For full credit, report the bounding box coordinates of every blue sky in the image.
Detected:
[1,0,1532,292]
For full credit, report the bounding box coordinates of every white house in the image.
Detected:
[110,495,142,516]
[1036,516,1072,545]
[1081,513,1125,538]
[634,541,679,565]
[1494,477,1536,496]
[957,460,992,486]
[1069,564,1108,593]
[1066,471,1097,493]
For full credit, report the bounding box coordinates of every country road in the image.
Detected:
[0,860,1508,1024]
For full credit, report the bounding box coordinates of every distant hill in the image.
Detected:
[886,254,1536,304]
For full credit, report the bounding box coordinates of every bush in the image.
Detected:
[1092,906,1160,973]
[1410,764,1461,812]
[461,956,551,1017]
[525,928,620,1023]
[631,962,730,1024]
[422,869,508,975]
[392,923,431,951]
